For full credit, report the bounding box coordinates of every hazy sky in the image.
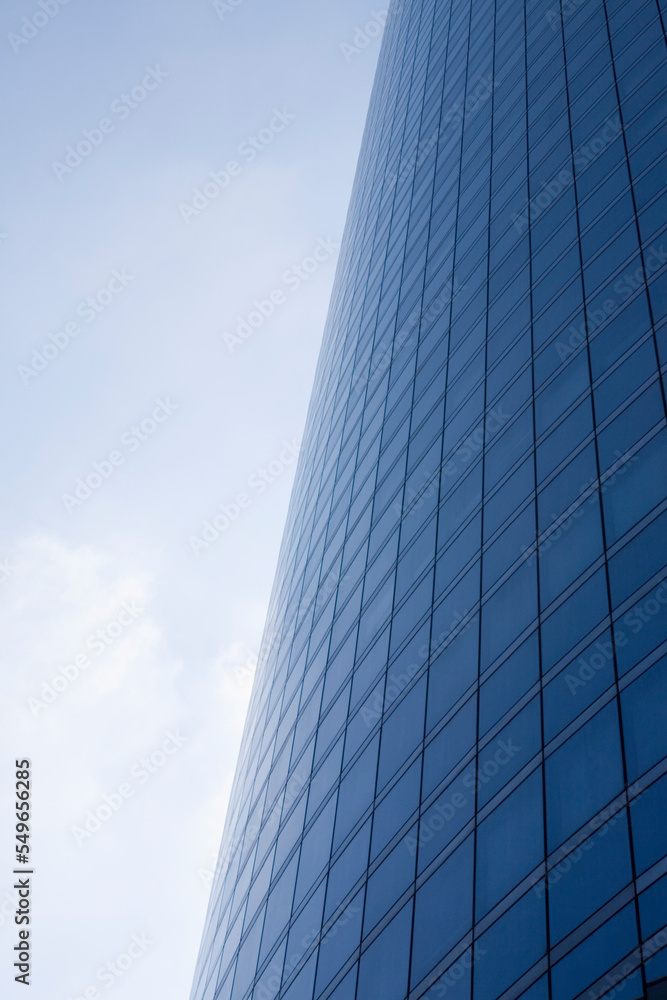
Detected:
[0,1,382,996]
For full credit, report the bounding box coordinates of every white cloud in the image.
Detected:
[0,535,253,999]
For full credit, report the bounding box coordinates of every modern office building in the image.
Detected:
[190,0,667,997]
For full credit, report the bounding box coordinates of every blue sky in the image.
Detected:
[0,1,382,996]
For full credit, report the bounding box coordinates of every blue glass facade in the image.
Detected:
[190,1,667,998]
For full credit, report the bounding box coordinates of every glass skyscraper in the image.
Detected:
[190,0,667,998]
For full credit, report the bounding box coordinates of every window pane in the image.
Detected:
[476,770,544,917]
[546,704,624,851]
[324,820,370,922]
[427,617,479,732]
[313,887,364,995]
[357,901,413,1000]
[474,890,546,1000]
[621,656,667,781]
[481,561,538,667]
[551,904,638,1000]
[548,810,633,943]
[416,767,475,874]
[479,633,540,736]
[423,696,477,798]
[543,630,615,741]
[603,431,667,545]
[364,825,416,934]
[411,836,474,988]
[378,677,427,790]
[639,874,667,941]
[333,736,378,849]
[477,696,541,807]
